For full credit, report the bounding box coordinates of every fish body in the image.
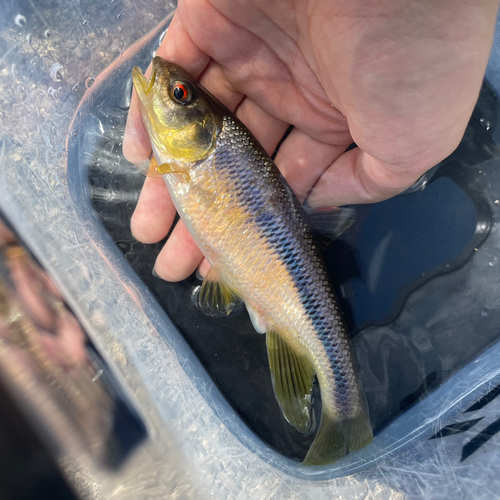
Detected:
[132,57,372,464]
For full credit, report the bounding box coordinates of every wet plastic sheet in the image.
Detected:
[2,1,500,498]
[85,66,500,462]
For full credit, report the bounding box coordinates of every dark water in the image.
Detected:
[71,37,500,461]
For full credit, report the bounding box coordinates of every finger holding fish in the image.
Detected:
[124,13,290,277]
[124,11,210,164]
[125,0,496,288]
[124,0,498,465]
[123,1,349,282]
[130,56,372,464]
[274,128,350,204]
[131,176,175,244]
[125,34,293,281]
[124,11,212,261]
[154,221,205,282]
[234,97,289,155]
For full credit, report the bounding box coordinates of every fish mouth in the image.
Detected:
[132,63,158,102]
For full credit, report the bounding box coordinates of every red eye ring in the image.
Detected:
[170,82,191,104]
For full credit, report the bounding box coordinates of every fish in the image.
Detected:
[131,56,373,465]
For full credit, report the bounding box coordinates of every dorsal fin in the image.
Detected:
[303,203,356,241]
[282,178,356,246]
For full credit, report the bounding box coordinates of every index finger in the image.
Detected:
[123,11,210,165]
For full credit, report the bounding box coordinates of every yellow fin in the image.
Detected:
[197,266,242,317]
[136,155,191,181]
[156,160,191,182]
[266,330,315,434]
[147,156,162,178]
[303,408,373,465]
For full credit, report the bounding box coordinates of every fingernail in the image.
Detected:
[195,269,204,281]
[152,267,160,279]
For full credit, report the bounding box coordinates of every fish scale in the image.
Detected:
[132,57,372,464]
[166,115,363,418]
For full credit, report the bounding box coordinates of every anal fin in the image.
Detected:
[266,330,315,434]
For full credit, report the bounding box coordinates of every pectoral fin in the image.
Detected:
[137,155,191,181]
[134,155,162,178]
[146,156,162,178]
[266,330,315,434]
[196,266,242,317]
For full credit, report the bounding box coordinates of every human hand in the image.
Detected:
[123,0,499,281]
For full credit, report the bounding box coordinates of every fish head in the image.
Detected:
[132,57,221,163]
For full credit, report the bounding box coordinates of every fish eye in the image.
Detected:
[170,81,193,105]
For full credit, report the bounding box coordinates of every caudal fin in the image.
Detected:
[303,409,373,466]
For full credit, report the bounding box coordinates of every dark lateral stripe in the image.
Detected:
[429,418,483,439]
[461,417,500,462]
[464,382,500,413]
[220,136,348,402]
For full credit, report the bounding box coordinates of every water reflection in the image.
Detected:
[80,61,500,461]
[0,216,146,468]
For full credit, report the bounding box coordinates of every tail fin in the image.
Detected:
[303,409,373,465]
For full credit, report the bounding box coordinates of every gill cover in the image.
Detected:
[132,57,221,163]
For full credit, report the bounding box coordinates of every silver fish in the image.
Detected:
[131,57,372,464]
